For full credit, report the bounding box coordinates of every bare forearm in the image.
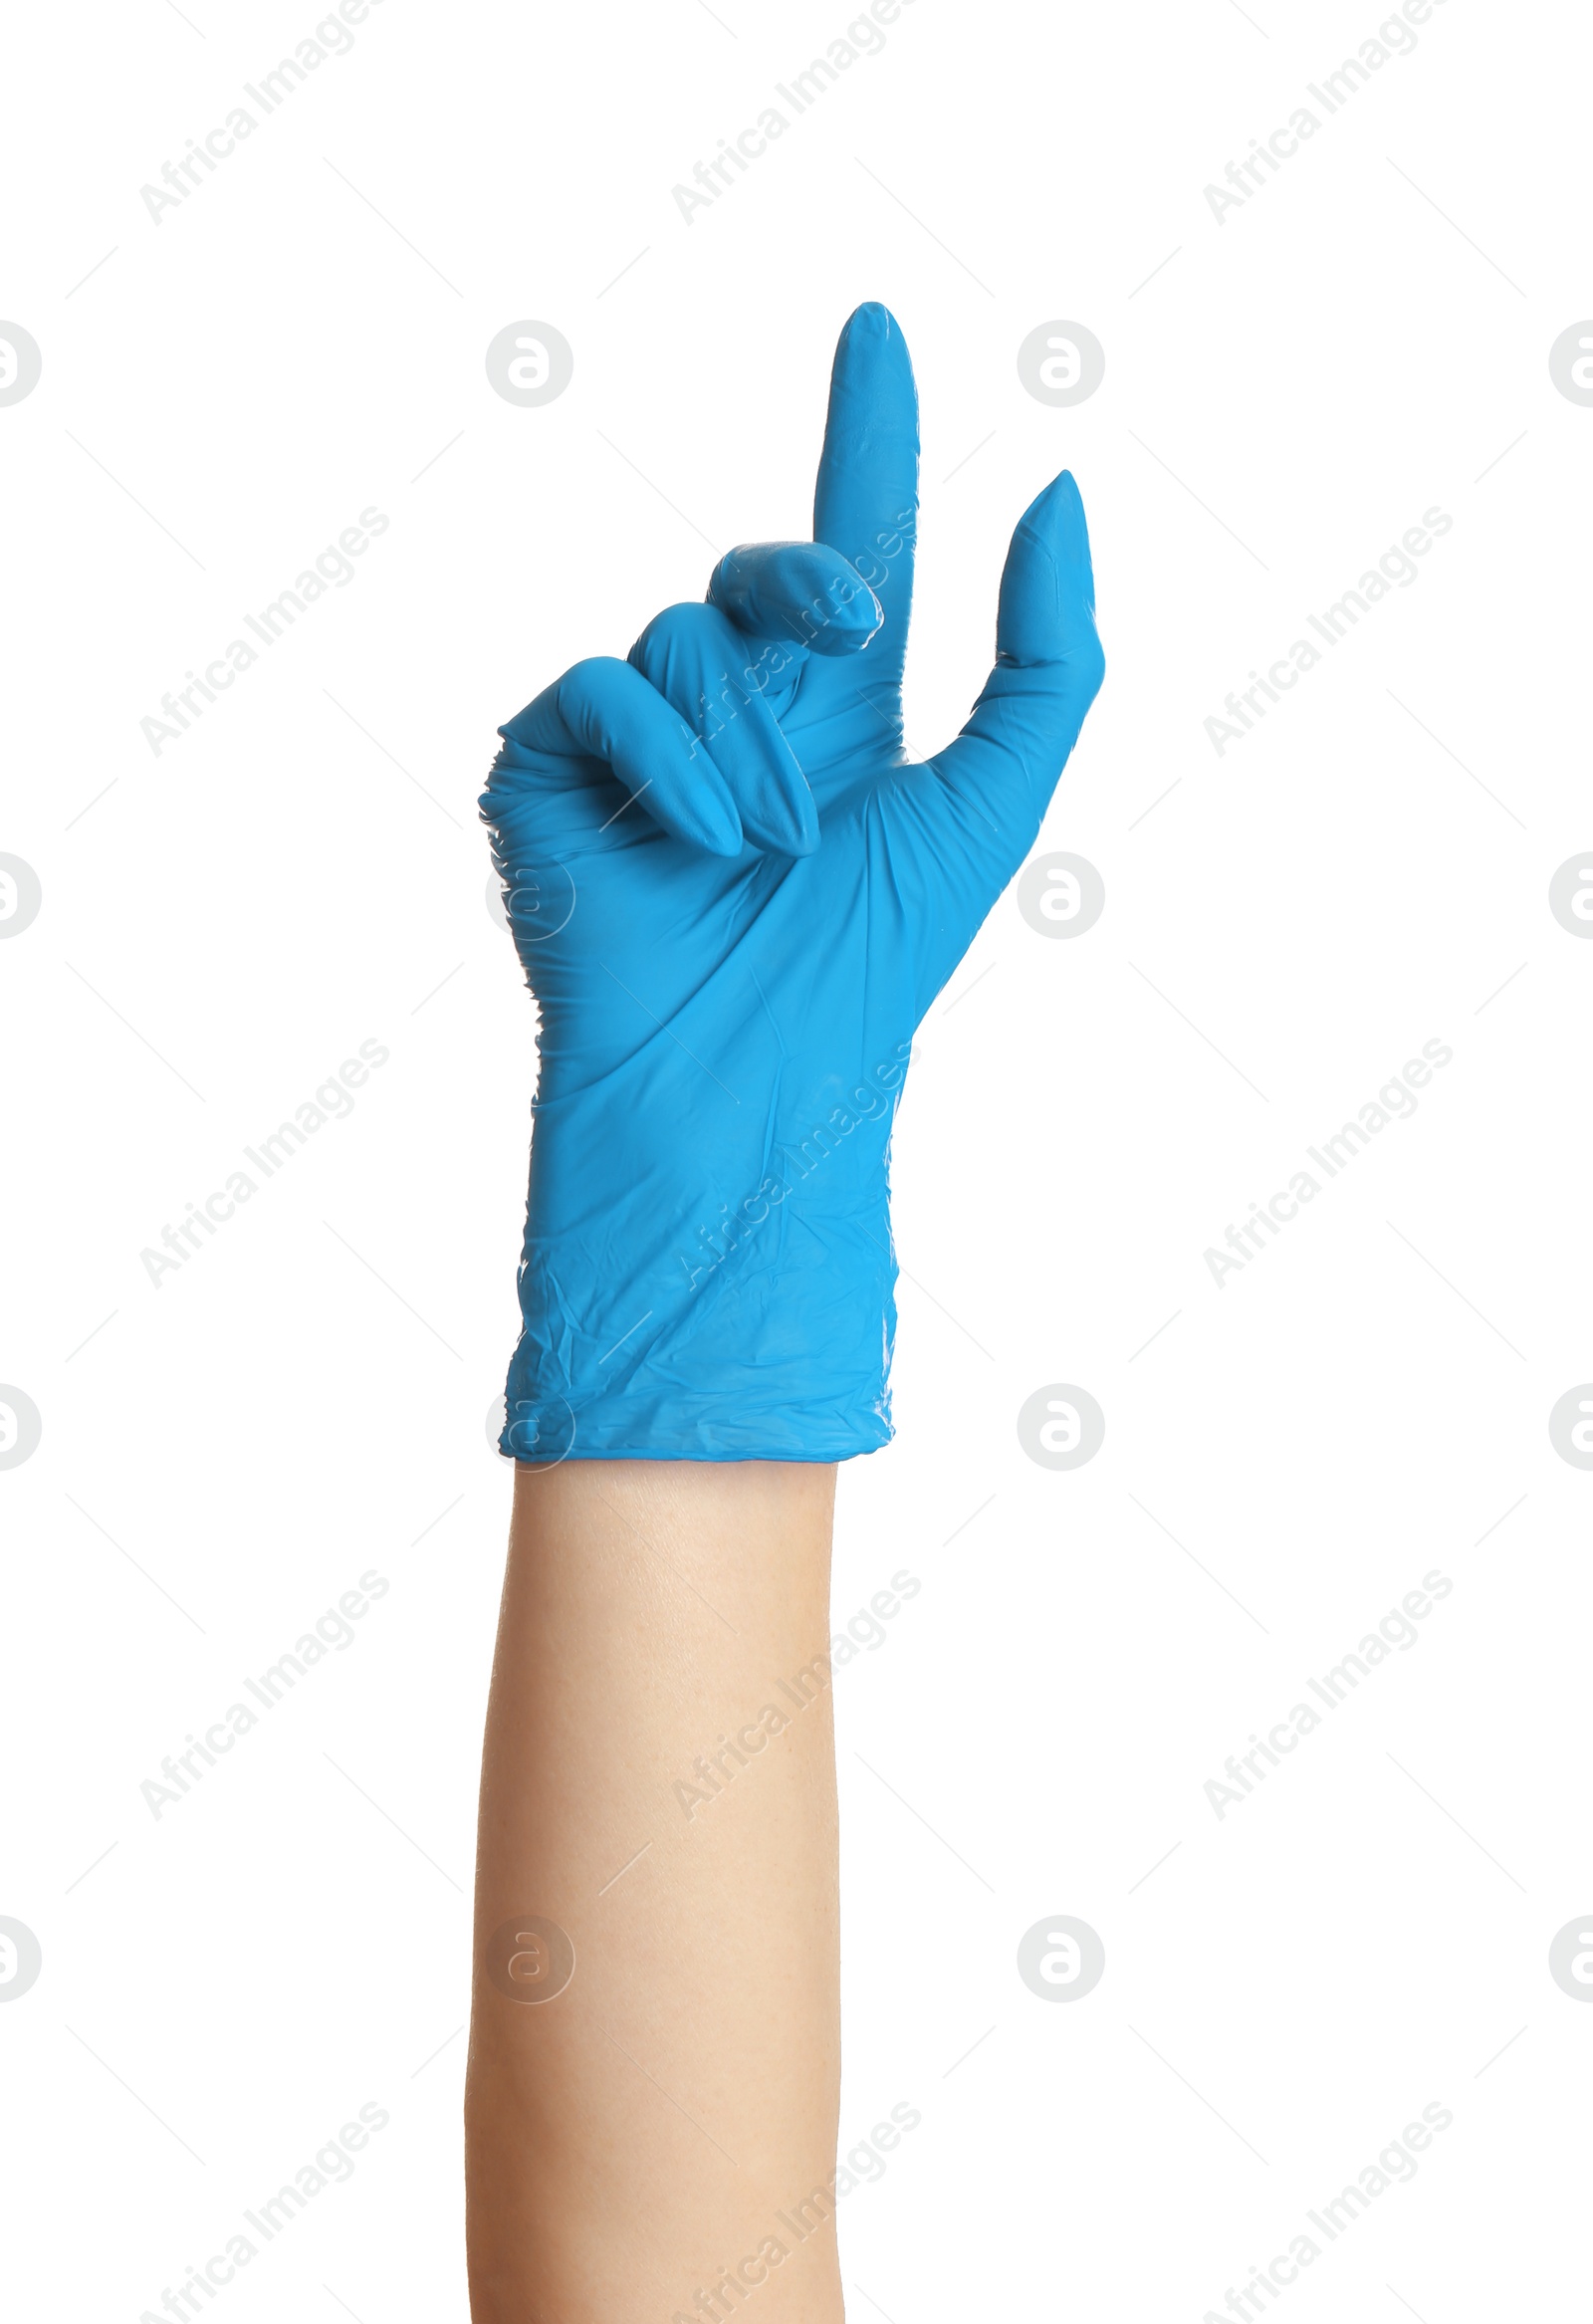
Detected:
[466,1458,843,2324]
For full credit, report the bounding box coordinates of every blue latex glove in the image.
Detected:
[482,303,1103,1464]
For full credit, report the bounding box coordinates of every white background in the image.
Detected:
[4,0,1591,2316]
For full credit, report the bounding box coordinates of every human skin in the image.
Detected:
[465,1458,844,2324]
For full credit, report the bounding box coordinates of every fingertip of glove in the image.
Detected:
[693,798,749,858]
[842,300,898,342]
[774,788,821,857]
[809,577,884,656]
[832,302,915,394]
[996,472,1100,664]
[1022,469,1090,566]
[664,739,745,857]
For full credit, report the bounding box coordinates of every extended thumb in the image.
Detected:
[994,470,1097,668]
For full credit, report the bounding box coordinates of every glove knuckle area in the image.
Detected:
[627,602,751,723]
[555,654,642,756]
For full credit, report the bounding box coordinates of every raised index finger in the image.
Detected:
[811,303,920,692]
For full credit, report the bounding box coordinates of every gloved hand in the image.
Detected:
[482,303,1104,1464]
